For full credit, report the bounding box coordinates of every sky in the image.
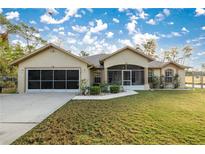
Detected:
[0,8,205,68]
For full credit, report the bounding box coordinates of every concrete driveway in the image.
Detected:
[0,93,75,144]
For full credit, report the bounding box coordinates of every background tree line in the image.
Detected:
[0,13,46,77]
[140,39,193,65]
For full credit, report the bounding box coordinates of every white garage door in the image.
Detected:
[27,69,80,92]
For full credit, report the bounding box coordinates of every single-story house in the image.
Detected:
[11,43,188,93]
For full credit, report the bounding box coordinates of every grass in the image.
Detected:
[13,89,205,145]
[1,88,16,94]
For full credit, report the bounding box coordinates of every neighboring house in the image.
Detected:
[11,43,188,93]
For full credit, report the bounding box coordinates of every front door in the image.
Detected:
[122,70,131,86]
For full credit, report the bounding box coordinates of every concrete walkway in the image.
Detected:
[72,90,138,100]
[0,93,75,144]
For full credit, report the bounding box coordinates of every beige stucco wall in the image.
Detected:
[153,64,185,88]
[152,69,161,76]
[17,47,90,93]
[103,49,150,90]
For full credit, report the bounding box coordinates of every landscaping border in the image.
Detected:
[72,90,138,100]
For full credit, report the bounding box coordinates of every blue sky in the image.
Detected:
[1,8,205,68]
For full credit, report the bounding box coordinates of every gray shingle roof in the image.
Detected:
[83,54,109,68]
[148,61,165,68]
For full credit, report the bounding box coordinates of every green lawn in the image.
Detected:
[13,90,205,145]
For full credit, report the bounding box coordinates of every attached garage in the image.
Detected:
[27,69,80,92]
[11,44,92,93]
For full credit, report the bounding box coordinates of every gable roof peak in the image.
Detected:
[100,45,154,62]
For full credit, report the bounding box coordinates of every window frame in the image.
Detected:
[165,69,174,83]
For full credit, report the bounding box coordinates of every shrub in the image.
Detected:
[159,75,165,89]
[110,85,120,93]
[173,74,180,88]
[80,79,89,95]
[100,83,109,93]
[90,86,101,95]
[151,76,160,88]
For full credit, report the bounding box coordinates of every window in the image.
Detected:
[165,69,174,83]
[94,71,101,83]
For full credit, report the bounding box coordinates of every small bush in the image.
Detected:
[110,85,120,93]
[90,86,101,95]
[173,74,180,88]
[100,83,109,93]
[80,79,89,95]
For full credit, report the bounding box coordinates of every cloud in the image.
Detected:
[168,22,174,25]
[138,9,149,19]
[86,8,93,13]
[89,21,94,26]
[201,26,205,30]
[67,32,76,36]
[106,32,114,38]
[113,18,119,23]
[163,9,170,16]
[181,27,189,33]
[74,14,82,18]
[53,27,64,32]
[186,36,205,47]
[0,8,3,14]
[130,15,138,21]
[171,32,181,37]
[197,52,205,56]
[118,39,133,46]
[132,33,159,46]
[67,38,76,44]
[59,31,65,35]
[29,20,37,24]
[83,32,97,44]
[118,8,128,12]
[90,19,108,33]
[48,35,63,46]
[126,20,137,34]
[44,26,50,31]
[6,11,19,20]
[46,8,59,15]
[156,13,164,21]
[38,28,44,32]
[146,19,156,25]
[72,25,87,33]
[195,8,205,16]
[146,9,170,25]
[40,8,78,24]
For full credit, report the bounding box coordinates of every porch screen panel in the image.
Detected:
[28,70,40,89]
[67,70,79,89]
[54,70,66,89]
[108,71,122,84]
[132,70,144,85]
[41,70,53,89]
